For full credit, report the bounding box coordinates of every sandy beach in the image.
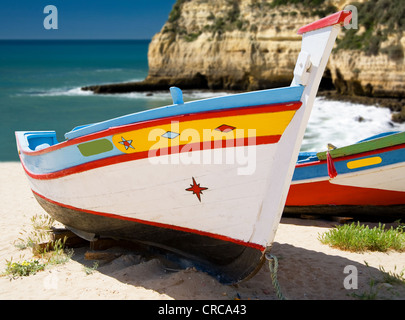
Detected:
[0,161,404,300]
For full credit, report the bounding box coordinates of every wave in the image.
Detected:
[112,89,232,101]
[301,97,405,152]
[17,85,231,100]
[94,68,125,73]
[19,87,94,97]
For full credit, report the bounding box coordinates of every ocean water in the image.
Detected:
[1,40,404,161]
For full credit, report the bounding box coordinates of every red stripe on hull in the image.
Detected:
[22,135,280,180]
[32,190,266,252]
[286,180,405,206]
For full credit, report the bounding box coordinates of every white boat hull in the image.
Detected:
[28,146,277,247]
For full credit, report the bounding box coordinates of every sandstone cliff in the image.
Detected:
[146,0,335,91]
[83,0,405,120]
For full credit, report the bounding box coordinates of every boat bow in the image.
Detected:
[16,11,352,283]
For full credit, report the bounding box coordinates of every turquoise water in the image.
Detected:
[0,40,174,161]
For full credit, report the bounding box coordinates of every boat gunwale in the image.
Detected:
[316,131,405,161]
[17,101,302,157]
[296,142,405,169]
[63,85,305,140]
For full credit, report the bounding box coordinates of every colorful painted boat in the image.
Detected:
[286,131,405,218]
[16,11,351,284]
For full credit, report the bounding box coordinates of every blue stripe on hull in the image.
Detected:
[65,85,304,140]
[293,146,405,182]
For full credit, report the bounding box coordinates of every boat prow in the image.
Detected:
[16,11,352,284]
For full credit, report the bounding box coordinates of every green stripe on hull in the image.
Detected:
[317,132,405,160]
[77,139,114,157]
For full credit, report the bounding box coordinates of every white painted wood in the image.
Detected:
[293,51,311,85]
[330,163,405,192]
[28,145,276,244]
[252,25,340,247]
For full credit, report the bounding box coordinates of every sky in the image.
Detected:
[0,0,177,39]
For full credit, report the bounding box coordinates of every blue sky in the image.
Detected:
[0,0,177,39]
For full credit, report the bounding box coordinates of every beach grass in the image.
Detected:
[2,213,72,278]
[14,214,55,250]
[4,259,45,277]
[318,222,405,252]
[379,265,405,286]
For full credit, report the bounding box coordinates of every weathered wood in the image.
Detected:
[284,204,405,218]
[51,228,89,248]
[89,237,145,251]
[84,251,123,262]
[331,216,354,224]
[300,214,320,220]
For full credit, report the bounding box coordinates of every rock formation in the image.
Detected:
[83,0,405,120]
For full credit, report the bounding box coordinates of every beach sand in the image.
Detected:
[0,162,404,300]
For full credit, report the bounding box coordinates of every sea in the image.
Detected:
[1,40,405,162]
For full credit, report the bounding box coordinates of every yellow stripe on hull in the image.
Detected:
[347,157,382,169]
[112,110,297,154]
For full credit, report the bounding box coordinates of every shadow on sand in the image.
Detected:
[68,218,405,300]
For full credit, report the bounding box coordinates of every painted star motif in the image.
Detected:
[185,177,208,202]
[118,136,135,150]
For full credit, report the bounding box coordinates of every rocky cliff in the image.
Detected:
[146,0,311,91]
[84,0,405,120]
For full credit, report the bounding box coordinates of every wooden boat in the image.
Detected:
[285,131,405,218]
[16,11,351,284]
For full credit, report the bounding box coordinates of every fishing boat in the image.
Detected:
[286,131,405,218]
[16,11,351,284]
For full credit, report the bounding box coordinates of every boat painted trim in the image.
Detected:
[17,101,302,179]
[65,86,305,140]
[292,143,405,181]
[32,190,266,251]
[297,10,352,34]
[316,131,405,160]
[19,101,302,156]
[20,135,281,180]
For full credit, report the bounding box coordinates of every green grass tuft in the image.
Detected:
[318,222,405,252]
[4,259,45,277]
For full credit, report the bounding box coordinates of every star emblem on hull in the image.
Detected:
[186,177,208,202]
[118,137,135,150]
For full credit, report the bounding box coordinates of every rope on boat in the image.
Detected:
[265,252,286,300]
